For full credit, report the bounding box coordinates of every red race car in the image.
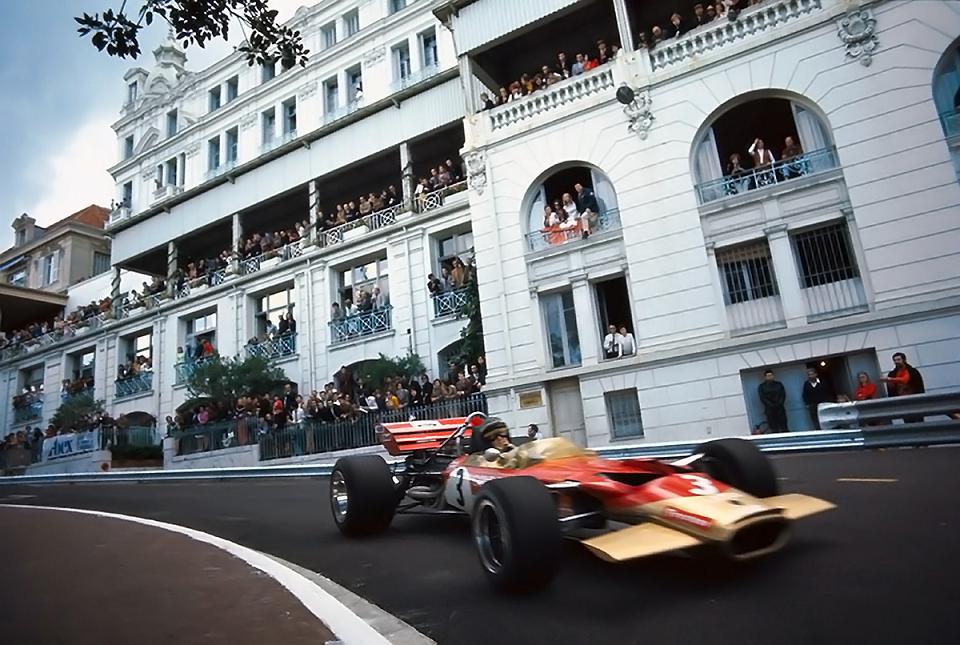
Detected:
[329,413,834,591]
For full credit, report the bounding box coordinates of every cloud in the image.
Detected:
[20,115,116,228]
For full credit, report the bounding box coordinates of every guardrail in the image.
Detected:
[6,422,959,485]
[818,390,960,429]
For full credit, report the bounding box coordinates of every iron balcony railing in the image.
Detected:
[259,393,488,461]
[13,397,43,424]
[433,287,469,318]
[60,387,95,404]
[245,333,297,360]
[696,146,840,204]
[389,63,439,94]
[239,242,304,276]
[329,305,393,344]
[176,269,228,298]
[317,203,405,248]
[525,208,622,252]
[115,372,154,399]
[174,357,213,386]
[414,181,467,213]
[100,425,161,449]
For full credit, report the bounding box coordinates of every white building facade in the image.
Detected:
[3,0,960,449]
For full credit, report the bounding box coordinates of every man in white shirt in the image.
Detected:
[618,325,636,356]
[603,324,621,359]
[372,286,387,310]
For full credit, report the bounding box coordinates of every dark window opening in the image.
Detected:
[712,98,798,171]
[543,167,592,206]
[792,222,859,288]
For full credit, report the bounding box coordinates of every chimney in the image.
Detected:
[12,213,36,246]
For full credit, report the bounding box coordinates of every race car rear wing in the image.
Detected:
[378,415,485,456]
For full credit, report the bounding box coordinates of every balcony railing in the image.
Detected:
[525,208,622,252]
[175,357,213,386]
[108,204,131,225]
[648,0,823,71]
[390,63,439,94]
[173,419,259,456]
[259,393,488,461]
[803,277,868,322]
[175,270,228,299]
[318,204,406,248]
[13,397,43,424]
[205,160,237,181]
[151,184,183,204]
[940,109,960,138]
[239,242,305,276]
[415,181,467,213]
[115,372,154,399]
[245,334,297,360]
[324,99,364,125]
[489,65,614,132]
[329,306,393,345]
[433,287,469,318]
[726,296,787,334]
[60,387,95,405]
[695,147,840,205]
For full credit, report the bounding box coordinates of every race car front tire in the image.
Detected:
[694,438,779,498]
[330,455,397,537]
[471,477,561,592]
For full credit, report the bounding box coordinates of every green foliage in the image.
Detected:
[185,354,289,407]
[51,397,105,431]
[454,278,485,367]
[358,351,427,390]
[75,0,309,68]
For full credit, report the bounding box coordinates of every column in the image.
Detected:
[399,142,414,211]
[166,241,178,297]
[704,244,730,334]
[410,34,423,73]
[765,225,807,328]
[231,213,242,274]
[110,266,121,301]
[611,0,635,52]
[458,56,478,115]
[308,180,320,246]
[571,277,600,366]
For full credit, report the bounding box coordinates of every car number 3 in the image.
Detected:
[679,474,720,495]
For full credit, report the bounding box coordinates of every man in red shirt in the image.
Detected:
[880,352,925,422]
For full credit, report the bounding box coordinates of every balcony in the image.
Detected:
[115,372,154,399]
[151,184,184,204]
[525,208,622,253]
[390,63,439,94]
[12,395,43,424]
[239,242,305,276]
[175,269,229,299]
[245,334,297,361]
[433,287,469,319]
[647,0,824,72]
[488,65,615,133]
[695,147,840,205]
[318,204,406,248]
[205,160,237,181]
[323,99,363,126]
[109,204,131,226]
[60,386,95,405]
[175,357,213,386]
[329,306,393,345]
[414,181,468,214]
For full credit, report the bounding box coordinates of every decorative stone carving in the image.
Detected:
[463,151,487,195]
[184,142,201,158]
[297,81,318,101]
[837,7,878,67]
[141,167,157,181]
[622,87,655,139]
[239,113,258,131]
[363,46,386,67]
[489,67,615,131]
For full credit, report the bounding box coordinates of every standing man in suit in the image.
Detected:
[802,368,834,430]
[757,369,788,433]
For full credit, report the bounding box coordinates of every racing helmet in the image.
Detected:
[473,417,509,452]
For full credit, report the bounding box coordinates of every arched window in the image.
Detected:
[933,44,960,137]
[523,164,619,252]
[692,95,836,204]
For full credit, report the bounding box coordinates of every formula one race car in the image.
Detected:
[329,413,834,591]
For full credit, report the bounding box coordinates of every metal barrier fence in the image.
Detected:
[818,390,960,429]
[245,334,297,360]
[259,394,489,461]
[172,420,260,455]
[100,425,161,449]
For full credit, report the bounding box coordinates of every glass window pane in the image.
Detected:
[561,291,581,365]
[544,295,566,368]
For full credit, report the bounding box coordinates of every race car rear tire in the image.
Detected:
[471,477,561,592]
[694,438,778,498]
[330,455,397,537]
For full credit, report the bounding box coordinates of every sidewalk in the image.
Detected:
[0,506,337,645]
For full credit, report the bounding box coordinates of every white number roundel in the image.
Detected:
[679,474,720,496]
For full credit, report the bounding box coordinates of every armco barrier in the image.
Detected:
[5,420,959,485]
[818,389,960,429]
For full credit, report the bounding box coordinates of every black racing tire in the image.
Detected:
[694,438,779,498]
[330,455,397,537]
[471,477,562,592]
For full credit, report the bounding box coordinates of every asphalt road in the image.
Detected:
[1,447,958,645]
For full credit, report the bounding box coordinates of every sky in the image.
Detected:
[0,0,305,251]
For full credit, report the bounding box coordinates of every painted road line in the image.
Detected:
[836,478,898,483]
[0,504,393,645]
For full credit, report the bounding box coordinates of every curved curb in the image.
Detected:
[0,504,394,645]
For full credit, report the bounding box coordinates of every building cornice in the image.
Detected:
[0,223,109,263]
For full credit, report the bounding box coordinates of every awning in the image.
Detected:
[0,254,26,271]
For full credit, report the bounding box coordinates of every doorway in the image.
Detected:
[548,378,586,447]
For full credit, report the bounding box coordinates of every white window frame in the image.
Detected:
[123,135,135,159]
[282,97,297,135]
[166,109,178,137]
[226,76,239,102]
[420,28,438,69]
[208,85,222,112]
[225,127,239,164]
[262,107,276,144]
[321,22,337,49]
[541,290,581,368]
[605,389,644,439]
[343,10,360,37]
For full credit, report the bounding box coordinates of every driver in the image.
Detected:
[479,418,519,467]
